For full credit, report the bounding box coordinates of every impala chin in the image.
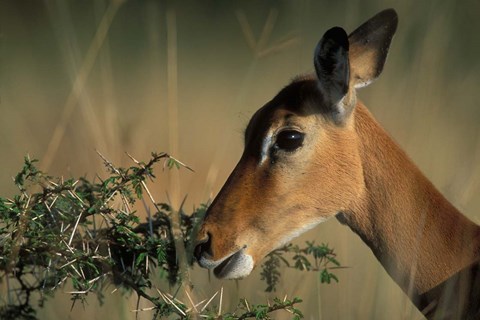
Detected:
[197,247,254,279]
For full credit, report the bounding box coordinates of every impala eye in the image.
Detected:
[275,130,305,151]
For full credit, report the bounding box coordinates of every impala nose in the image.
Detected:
[194,232,211,262]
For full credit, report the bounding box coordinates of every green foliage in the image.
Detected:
[260,242,341,292]
[0,153,340,319]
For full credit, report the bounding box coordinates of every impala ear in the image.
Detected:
[314,9,398,123]
[314,26,350,122]
[348,8,398,88]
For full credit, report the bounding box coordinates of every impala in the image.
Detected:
[195,9,480,319]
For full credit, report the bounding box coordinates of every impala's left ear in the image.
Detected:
[314,26,351,123]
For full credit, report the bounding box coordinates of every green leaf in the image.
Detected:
[327,256,341,267]
[135,252,146,267]
[320,269,339,284]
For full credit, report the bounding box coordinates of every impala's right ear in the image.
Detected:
[348,8,398,88]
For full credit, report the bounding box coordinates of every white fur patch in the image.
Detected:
[259,133,273,166]
[198,248,254,279]
[216,252,254,279]
[354,78,373,89]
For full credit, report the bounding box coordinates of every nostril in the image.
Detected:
[194,232,212,262]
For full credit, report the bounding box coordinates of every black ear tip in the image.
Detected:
[383,8,398,21]
[323,27,349,50]
[377,8,399,30]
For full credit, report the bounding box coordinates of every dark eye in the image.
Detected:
[275,130,305,151]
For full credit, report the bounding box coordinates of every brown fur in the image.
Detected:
[195,9,480,318]
[349,103,480,317]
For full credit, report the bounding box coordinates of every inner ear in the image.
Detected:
[314,26,350,122]
[348,8,398,88]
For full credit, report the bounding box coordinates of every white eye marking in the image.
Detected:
[259,132,273,166]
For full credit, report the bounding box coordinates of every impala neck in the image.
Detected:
[342,103,480,299]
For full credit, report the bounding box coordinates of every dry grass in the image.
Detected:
[1,1,480,319]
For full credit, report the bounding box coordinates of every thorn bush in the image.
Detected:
[0,153,340,319]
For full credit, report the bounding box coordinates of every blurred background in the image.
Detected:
[1,0,480,319]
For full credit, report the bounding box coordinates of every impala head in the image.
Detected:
[195,9,398,279]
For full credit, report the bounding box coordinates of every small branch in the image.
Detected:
[237,298,302,320]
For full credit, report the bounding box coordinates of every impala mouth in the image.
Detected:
[213,249,244,278]
[198,247,254,279]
